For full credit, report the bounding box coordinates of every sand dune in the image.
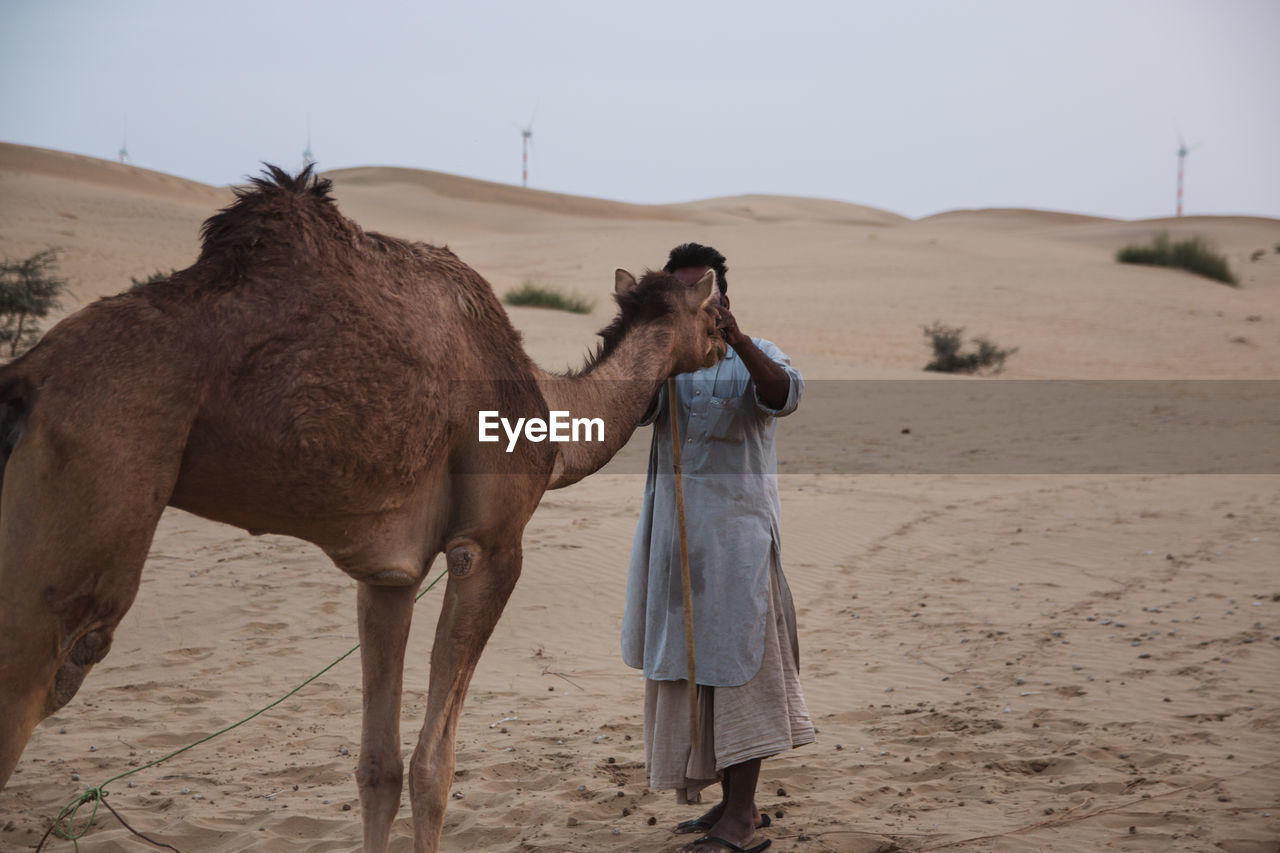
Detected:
[0,146,1277,852]
[0,143,230,306]
[0,143,225,206]
[674,194,908,228]
[326,165,693,222]
[919,208,1118,230]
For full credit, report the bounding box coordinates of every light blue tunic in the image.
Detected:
[621,338,803,687]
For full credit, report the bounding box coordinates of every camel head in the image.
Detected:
[611,268,727,375]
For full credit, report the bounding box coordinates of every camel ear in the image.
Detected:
[692,269,716,302]
[615,269,638,296]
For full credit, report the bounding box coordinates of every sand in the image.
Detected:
[0,142,1277,852]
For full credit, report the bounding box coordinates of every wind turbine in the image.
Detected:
[515,105,538,188]
[1175,128,1200,218]
[302,114,316,170]
[118,116,130,164]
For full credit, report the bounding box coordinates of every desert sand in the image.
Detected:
[0,141,1277,852]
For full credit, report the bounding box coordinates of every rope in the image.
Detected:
[666,377,700,751]
[38,567,450,851]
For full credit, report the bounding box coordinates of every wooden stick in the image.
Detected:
[666,377,700,750]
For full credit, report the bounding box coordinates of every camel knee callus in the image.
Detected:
[446,541,479,577]
[0,164,726,853]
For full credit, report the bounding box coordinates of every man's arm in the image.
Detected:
[715,304,790,411]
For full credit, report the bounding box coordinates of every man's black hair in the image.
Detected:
[663,242,728,296]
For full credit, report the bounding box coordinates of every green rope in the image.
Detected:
[43,568,450,851]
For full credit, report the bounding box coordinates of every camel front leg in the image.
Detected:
[408,538,522,853]
[355,581,417,853]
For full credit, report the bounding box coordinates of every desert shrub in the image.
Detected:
[0,248,68,357]
[130,268,177,291]
[923,321,1016,375]
[1116,233,1237,285]
[503,280,594,314]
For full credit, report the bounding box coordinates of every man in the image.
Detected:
[622,243,813,853]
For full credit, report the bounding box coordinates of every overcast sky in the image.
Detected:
[2,0,1276,220]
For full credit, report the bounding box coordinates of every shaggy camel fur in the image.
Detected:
[0,165,726,852]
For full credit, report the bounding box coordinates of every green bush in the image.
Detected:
[0,248,68,357]
[923,321,1016,375]
[503,280,595,314]
[1117,233,1237,285]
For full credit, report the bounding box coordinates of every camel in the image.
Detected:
[0,165,726,852]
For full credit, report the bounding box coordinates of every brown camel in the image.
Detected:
[0,165,725,852]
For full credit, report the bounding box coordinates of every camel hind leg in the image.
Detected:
[354,581,418,852]
[0,406,184,788]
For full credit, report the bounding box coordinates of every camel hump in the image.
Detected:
[196,163,355,280]
[247,163,332,198]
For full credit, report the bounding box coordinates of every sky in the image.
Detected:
[1,0,1277,221]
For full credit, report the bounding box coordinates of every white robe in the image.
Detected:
[621,338,802,687]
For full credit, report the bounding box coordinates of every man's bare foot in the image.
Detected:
[673,804,768,835]
[678,811,769,852]
[679,841,770,853]
[675,758,769,849]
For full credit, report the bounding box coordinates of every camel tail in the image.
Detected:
[0,368,33,499]
[0,366,30,402]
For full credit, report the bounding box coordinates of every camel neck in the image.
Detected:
[536,322,674,489]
